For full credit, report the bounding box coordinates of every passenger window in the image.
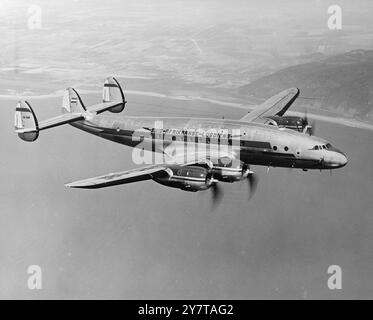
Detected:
[273,146,277,151]
[284,146,289,151]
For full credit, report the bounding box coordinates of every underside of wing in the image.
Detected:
[65,165,169,189]
[240,87,300,123]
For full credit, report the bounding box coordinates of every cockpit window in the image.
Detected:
[311,144,331,150]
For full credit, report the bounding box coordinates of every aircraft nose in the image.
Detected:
[329,151,347,168]
[337,152,348,168]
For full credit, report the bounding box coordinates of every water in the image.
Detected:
[0,94,372,299]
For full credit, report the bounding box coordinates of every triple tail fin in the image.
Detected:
[101,77,126,113]
[15,77,126,142]
[62,87,87,114]
[14,101,39,142]
[15,88,86,142]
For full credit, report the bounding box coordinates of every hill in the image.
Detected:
[238,50,373,121]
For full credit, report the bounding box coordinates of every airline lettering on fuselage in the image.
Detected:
[138,127,271,149]
[141,127,237,141]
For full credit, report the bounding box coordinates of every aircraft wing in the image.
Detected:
[240,87,300,123]
[65,142,240,189]
[65,165,170,189]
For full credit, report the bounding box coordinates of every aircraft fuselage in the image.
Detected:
[71,114,347,170]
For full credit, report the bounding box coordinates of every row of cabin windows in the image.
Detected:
[170,137,269,148]
[272,146,289,152]
[171,135,233,145]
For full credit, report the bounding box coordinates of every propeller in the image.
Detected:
[241,163,249,178]
[309,120,315,136]
[298,96,319,135]
[303,110,316,135]
[241,164,259,200]
[207,173,223,209]
[211,182,223,202]
[247,172,259,200]
[210,181,223,210]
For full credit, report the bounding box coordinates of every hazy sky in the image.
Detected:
[2,0,373,93]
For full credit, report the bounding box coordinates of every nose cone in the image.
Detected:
[336,152,348,168]
[327,151,348,168]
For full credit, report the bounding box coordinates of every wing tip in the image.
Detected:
[64,182,89,189]
[65,182,77,188]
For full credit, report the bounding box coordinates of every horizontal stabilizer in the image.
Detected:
[15,77,126,142]
[14,100,84,142]
[38,113,84,130]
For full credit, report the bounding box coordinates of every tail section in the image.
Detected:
[15,77,127,142]
[62,87,87,114]
[15,92,84,142]
[14,101,39,142]
[102,76,126,113]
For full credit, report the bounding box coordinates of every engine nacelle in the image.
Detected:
[211,157,248,182]
[264,115,308,133]
[153,165,213,192]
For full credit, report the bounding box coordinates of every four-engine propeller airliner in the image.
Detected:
[14,77,347,200]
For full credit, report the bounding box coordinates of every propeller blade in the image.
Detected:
[241,163,248,178]
[304,110,309,127]
[211,182,223,209]
[309,120,315,135]
[247,173,259,200]
[303,110,316,136]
